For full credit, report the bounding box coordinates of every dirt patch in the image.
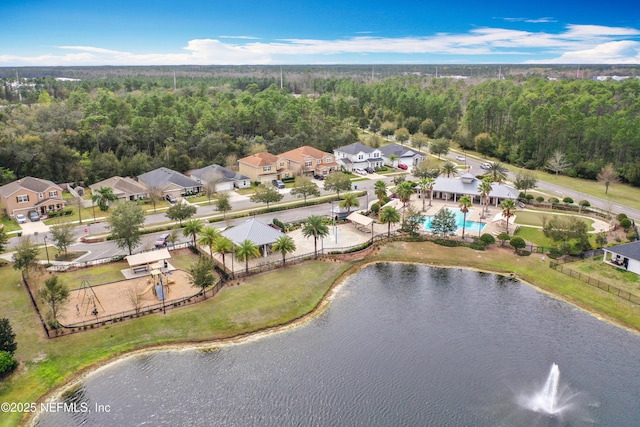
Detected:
[57,270,198,326]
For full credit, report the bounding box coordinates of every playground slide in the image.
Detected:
[138,283,155,297]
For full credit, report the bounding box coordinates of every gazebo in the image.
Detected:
[125,248,171,276]
[220,217,285,257]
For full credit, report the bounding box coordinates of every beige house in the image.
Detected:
[0,176,66,219]
[89,176,149,201]
[277,146,339,178]
[238,152,279,184]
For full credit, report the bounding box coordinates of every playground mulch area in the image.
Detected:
[57,270,197,327]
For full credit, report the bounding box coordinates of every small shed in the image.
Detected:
[126,248,171,274]
[602,241,640,275]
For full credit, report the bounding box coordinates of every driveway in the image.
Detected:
[19,220,50,237]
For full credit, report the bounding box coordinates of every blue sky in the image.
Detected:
[2,0,640,66]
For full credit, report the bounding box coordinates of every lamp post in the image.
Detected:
[43,235,50,264]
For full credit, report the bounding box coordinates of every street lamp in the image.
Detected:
[43,235,50,264]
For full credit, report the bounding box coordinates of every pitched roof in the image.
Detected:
[190,164,249,184]
[432,176,518,199]
[378,143,424,158]
[278,146,332,162]
[238,152,278,167]
[89,176,148,196]
[607,241,640,261]
[0,176,62,198]
[220,217,285,246]
[138,167,201,190]
[334,142,375,155]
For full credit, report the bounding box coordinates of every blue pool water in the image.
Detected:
[424,208,485,233]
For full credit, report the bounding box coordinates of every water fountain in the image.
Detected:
[524,363,572,415]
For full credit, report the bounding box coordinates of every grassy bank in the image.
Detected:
[2,241,640,426]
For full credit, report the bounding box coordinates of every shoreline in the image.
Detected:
[24,253,640,426]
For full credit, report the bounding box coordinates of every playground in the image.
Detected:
[57,269,198,327]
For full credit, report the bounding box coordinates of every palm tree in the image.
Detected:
[440,161,458,178]
[302,215,329,258]
[272,235,297,266]
[197,226,219,258]
[478,178,493,216]
[487,161,509,183]
[500,199,516,235]
[458,195,472,239]
[396,181,415,222]
[235,239,259,274]
[417,177,435,210]
[213,236,233,270]
[91,187,117,212]
[379,206,401,237]
[374,180,387,206]
[339,192,360,214]
[183,219,204,247]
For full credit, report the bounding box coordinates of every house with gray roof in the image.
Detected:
[0,176,65,219]
[333,142,383,172]
[431,173,518,206]
[89,176,148,201]
[378,143,426,168]
[602,241,640,275]
[189,164,250,192]
[220,217,285,258]
[138,167,202,200]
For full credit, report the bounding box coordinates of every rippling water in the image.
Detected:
[37,263,640,426]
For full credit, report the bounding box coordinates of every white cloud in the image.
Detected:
[502,17,557,24]
[2,23,639,65]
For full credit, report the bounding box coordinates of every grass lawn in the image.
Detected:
[569,257,640,294]
[234,187,256,196]
[515,210,595,230]
[56,261,131,288]
[514,226,556,247]
[0,216,22,233]
[3,241,640,427]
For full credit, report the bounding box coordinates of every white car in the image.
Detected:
[15,214,27,224]
[480,163,491,170]
[456,155,465,162]
[354,168,367,175]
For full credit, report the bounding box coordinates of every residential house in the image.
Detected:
[0,176,65,218]
[137,167,202,200]
[89,176,149,201]
[378,143,426,168]
[189,164,251,191]
[430,173,518,206]
[277,146,339,178]
[333,142,383,172]
[238,152,279,184]
[602,241,640,275]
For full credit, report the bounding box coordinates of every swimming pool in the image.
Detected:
[423,208,485,233]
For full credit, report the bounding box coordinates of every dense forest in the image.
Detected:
[1,65,640,187]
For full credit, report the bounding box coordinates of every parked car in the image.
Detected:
[154,233,170,248]
[480,163,491,170]
[397,164,408,170]
[364,167,375,174]
[313,174,325,180]
[165,194,178,204]
[456,155,465,162]
[272,179,285,189]
[354,168,367,175]
[15,214,27,224]
[28,211,40,222]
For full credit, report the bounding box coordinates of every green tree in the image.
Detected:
[183,219,204,247]
[500,199,516,235]
[477,178,493,216]
[198,226,220,258]
[547,150,571,178]
[188,256,217,299]
[324,172,352,198]
[250,184,284,208]
[50,222,76,257]
[411,132,429,153]
[0,227,8,253]
[597,163,619,194]
[379,206,401,237]
[213,236,234,270]
[272,235,297,266]
[458,195,472,239]
[0,350,17,377]
[486,161,509,183]
[401,205,425,237]
[430,207,457,237]
[474,132,495,155]
[509,236,526,253]
[394,127,410,144]
[235,239,260,273]
[339,192,360,213]
[0,318,17,355]
[91,186,117,211]
[147,186,164,213]
[302,215,330,258]
[542,216,590,253]
[12,237,39,278]
[429,138,450,159]
[290,176,320,203]
[166,202,197,226]
[109,201,145,255]
[38,275,70,329]
[374,180,388,206]
[412,159,440,179]
[417,177,435,210]
[440,161,458,178]
[514,170,537,195]
[215,192,232,220]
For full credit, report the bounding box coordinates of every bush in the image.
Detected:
[272,218,285,231]
[479,233,496,245]
[617,213,628,221]
[562,197,574,204]
[536,196,545,203]
[579,200,591,208]
[518,192,526,199]
[509,236,526,252]
[627,231,638,242]
[0,350,17,377]
[525,194,534,202]
[620,218,632,231]
[370,203,380,214]
[548,197,559,204]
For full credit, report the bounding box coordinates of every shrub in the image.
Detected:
[272,218,285,231]
[620,218,632,231]
[370,203,380,214]
[525,194,534,202]
[536,196,545,203]
[548,197,559,204]
[497,232,511,245]
[627,231,638,242]
[479,233,496,245]
[509,237,526,252]
[562,197,574,204]
[617,213,628,221]
[0,351,17,376]
[518,192,526,199]
[579,200,591,208]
